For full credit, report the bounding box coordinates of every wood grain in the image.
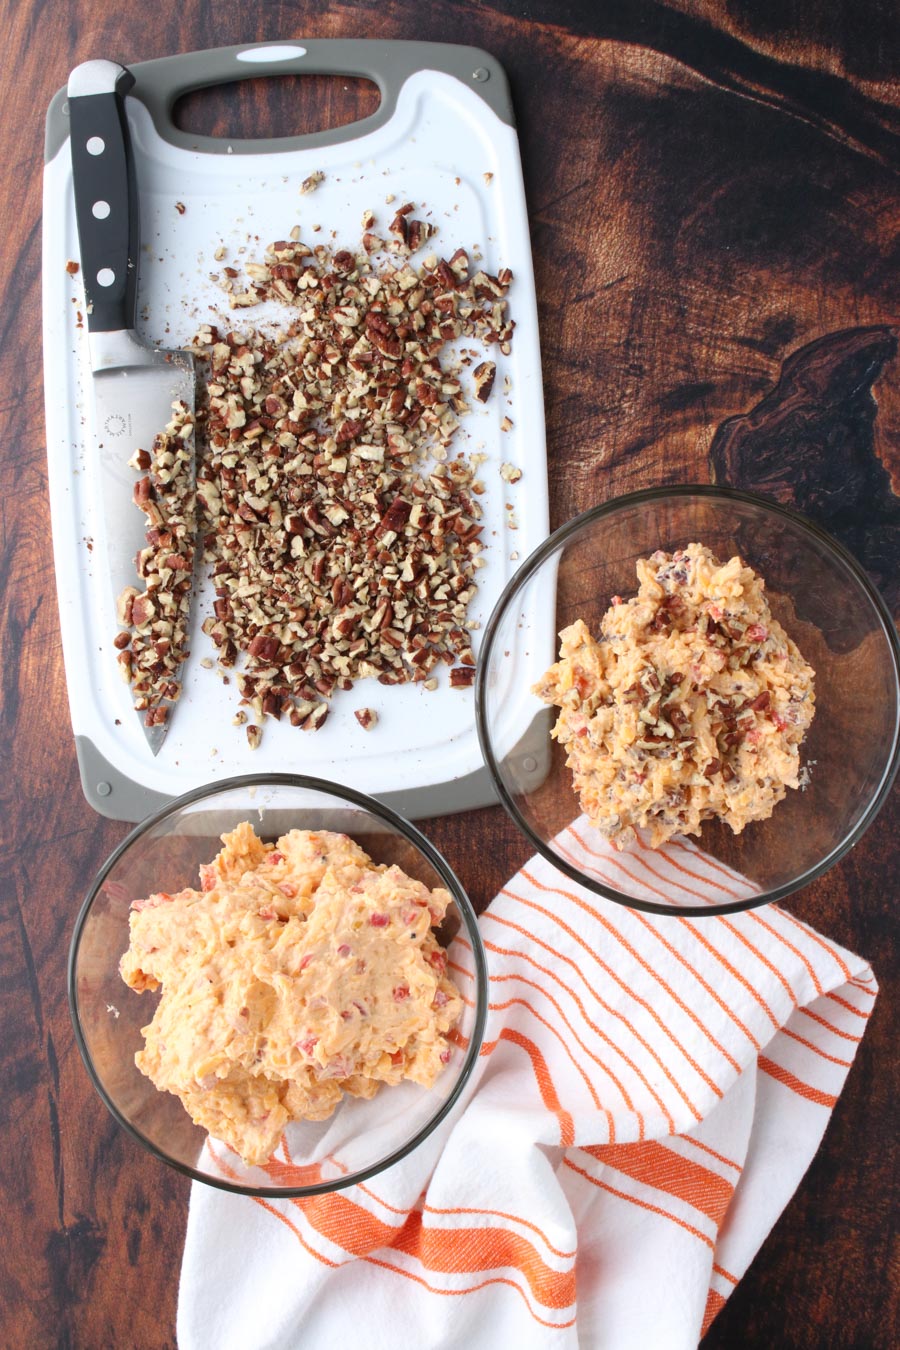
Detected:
[1,2,897,1347]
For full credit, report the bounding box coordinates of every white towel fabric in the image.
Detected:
[178,819,876,1349]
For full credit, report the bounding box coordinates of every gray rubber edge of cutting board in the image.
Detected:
[76,723,552,824]
[46,39,514,160]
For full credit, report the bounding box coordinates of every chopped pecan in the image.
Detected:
[118,207,514,731]
[473,361,496,402]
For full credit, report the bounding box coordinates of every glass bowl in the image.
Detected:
[69,775,487,1196]
[476,486,900,916]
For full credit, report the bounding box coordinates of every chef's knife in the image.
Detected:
[67,59,195,755]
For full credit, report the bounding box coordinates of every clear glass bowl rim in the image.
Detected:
[475,483,900,917]
[68,772,489,1198]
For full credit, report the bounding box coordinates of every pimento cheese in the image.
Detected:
[534,543,815,849]
[119,823,462,1165]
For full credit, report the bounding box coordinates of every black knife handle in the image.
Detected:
[68,61,138,334]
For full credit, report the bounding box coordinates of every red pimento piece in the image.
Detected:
[771,712,789,731]
[132,891,175,911]
[300,952,315,971]
[296,1035,318,1056]
[390,1050,404,1065]
[393,985,410,1001]
[440,1048,452,1064]
[266,851,284,864]
[746,624,769,642]
[258,905,276,920]
[337,943,351,957]
[370,912,390,927]
[199,864,216,892]
[428,949,447,973]
[433,990,449,1008]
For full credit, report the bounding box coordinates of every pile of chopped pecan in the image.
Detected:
[117,207,514,739]
[114,401,196,726]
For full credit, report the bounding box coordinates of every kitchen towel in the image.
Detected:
[178,819,876,1349]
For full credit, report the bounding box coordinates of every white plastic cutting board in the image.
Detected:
[43,42,548,821]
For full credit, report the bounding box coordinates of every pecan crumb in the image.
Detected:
[354,707,378,730]
[300,171,325,194]
[175,201,186,215]
[500,461,522,483]
[65,259,80,275]
[246,724,262,749]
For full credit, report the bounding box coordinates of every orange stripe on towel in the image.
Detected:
[361,1253,577,1329]
[296,1195,577,1312]
[701,1288,728,1336]
[423,1204,577,1260]
[825,990,872,1019]
[680,1135,742,1175]
[564,1157,715,1250]
[587,1140,735,1228]
[779,1027,853,1068]
[799,1007,862,1042]
[479,1025,576,1146]
[758,1056,838,1108]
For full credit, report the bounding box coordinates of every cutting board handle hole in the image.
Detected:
[173,75,381,142]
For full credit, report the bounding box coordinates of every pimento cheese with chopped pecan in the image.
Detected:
[119,823,462,1165]
[534,543,815,849]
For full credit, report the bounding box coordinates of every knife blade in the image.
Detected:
[68,59,196,755]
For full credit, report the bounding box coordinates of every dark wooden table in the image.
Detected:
[2,3,897,1346]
